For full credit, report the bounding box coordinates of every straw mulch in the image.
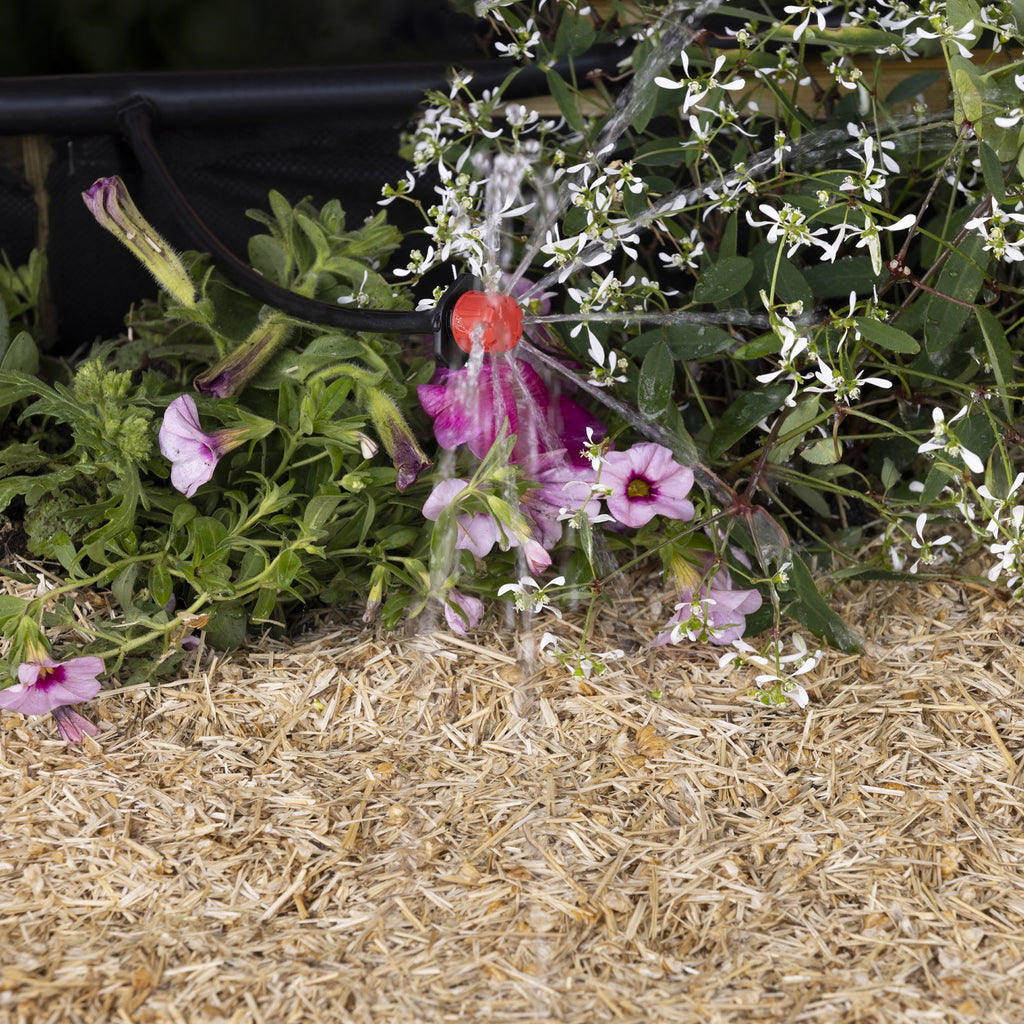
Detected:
[3,570,1024,1024]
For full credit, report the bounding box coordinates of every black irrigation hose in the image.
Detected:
[118,99,440,334]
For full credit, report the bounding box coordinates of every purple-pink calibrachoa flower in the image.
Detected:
[0,655,103,744]
[418,358,604,470]
[158,395,250,498]
[423,478,504,558]
[599,442,695,528]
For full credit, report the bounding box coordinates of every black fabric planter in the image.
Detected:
[0,60,605,350]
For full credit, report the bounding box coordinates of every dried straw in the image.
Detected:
[2,568,1024,1023]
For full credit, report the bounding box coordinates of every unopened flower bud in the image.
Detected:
[364,387,431,491]
[82,176,197,307]
[194,314,292,398]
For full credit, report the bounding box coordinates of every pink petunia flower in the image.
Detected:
[443,589,485,634]
[418,358,604,470]
[51,705,101,745]
[423,478,504,558]
[0,655,104,724]
[600,443,695,528]
[158,395,249,498]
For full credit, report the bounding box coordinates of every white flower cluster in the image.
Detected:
[721,634,822,708]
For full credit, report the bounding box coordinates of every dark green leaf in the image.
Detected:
[554,14,596,58]
[626,323,734,360]
[694,256,753,304]
[204,603,248,650]
[710,384,790,458]
[803,257,885,297]
[545,69,583,133]
[885,70,940,106]
[855,316,920,354]
[787,554,861,652]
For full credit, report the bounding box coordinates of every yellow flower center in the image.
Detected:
[627,476,651,499]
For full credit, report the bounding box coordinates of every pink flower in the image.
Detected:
[158,395,248,498]
[654,557,762,646]
[418,358,603,470]
[0,655,103,717]
[423,478,504,557]
[422,478,552,574]
[444,590,485,634]
[600,443,695,528]
[51,706,101,745]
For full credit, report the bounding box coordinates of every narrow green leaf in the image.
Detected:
[638,341,674,419]
[976,306,1014,418]
[545,69,583,133]
[274,549,302,589]
[978,140,1007,204]
[148,564,174,608]
[710,384,790,458]
[787,554,861,652]
[855,317,920,354]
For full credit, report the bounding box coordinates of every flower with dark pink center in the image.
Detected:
[0,654,104,744]
[600,443,695,528]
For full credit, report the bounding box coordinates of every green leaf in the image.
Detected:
[638,341,674,419]
[803,257,885,297]
[0,331,38,375]
[787,554,861,652]
[545,69,583,133]
[769,395,820,464]
[204,603,248,650]
[710,383,790,458]
[274,549,302,589]
[248,235,290,287]
[303,494,343,532]
[0,594,28,630]
[855,317,920,354]
[694,256,753,304]
[922,227,990,353]
[885,70,940,106]
[554,13,596,58]
[976,306,1014,418]
[950,54,984,125]
[978,140,1007,204]
[148,563,174,608]
[800,437,841,465]
[626,323,734,360]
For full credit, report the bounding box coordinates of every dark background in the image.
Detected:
[0,0,479,74]
[0,0,483,350]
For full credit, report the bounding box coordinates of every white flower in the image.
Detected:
[916,406,985,474]
[804,356,892,403]
[498,575,565,615]
[783,1,834,41]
